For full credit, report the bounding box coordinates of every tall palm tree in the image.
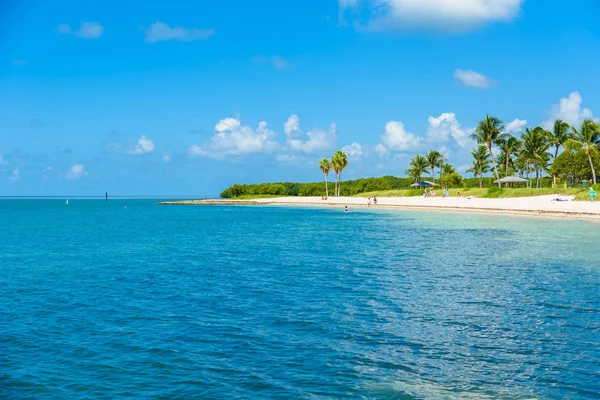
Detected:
[319,158,331,198]
[497,135,521,187]
[520,127,550,188]
[565,119,600,184]
[331,150,348,196]
[466,145,491,188]
[425,150,443,183]
[547,119,571,186]
[405,154,429,183]
[549,120,572,159]
[470,115,506,187]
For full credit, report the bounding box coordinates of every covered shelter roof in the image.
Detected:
[410,181,440,188]
[493,176,529,184]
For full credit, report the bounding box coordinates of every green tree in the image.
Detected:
[549,149,600,186]
[549,119,572,159]
[440,163,456,176]
[331,150,348,196]
[405,154,429,183]
[425,150,443,183]
[267,184,287,195]
[319,158,331,198]
[565,120,600,185]
[497,135,521,186]
[470,115,506,187]
[439,172,462,188]
[547,119,571,187]
[466,145,491,188]
[520,127,550,188]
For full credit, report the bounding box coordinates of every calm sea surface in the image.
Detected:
[1,200,599,399]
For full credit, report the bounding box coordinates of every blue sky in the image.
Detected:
[1,0,599,196]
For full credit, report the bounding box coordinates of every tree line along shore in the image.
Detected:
[221,116,600,201]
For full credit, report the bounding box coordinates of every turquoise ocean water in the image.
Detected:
[1,199,599,399]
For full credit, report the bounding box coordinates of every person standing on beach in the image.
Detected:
[367,197,372,207]
[373,196,377,205]
[590,187,596,202]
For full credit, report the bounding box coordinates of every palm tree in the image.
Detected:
[405,154,429,183]
[319,158,331,198]
[548,120,571,187]
[470,115,506,187]
[549,120,572,160]
[425,150,443,183]
[565,119,600,184]
[466,145,491,188]
[331,150,348,196]
[497,135,521,187]
[440,163,456,176]
[520,127,550,188]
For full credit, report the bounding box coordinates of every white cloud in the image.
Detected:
[378,121,422,152]
[284,114,300,135]
[340,0,524,32]
[373,143,389,157]
[43,166,52,172]
[542,91,595,129]
[215,117,241,132]
[454,69,492,89]
[66,164,87,180]
[56,22,103,39]
[76,22,104,39]
[426,112,471,147]
[0,155,5,165]
[162,155,171,163]
[133,135,155,154]
[189,118,278,157]
[9,169,20,182]
[107,135,155,154]
[504,118,527,134]
[342,143,363,159]
[144,21,215,43]
[56,24,72,34]
[284,115,337,153]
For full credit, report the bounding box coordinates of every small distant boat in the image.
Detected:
[66,199,69,206]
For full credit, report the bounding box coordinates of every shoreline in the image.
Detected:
[159,195,600,221]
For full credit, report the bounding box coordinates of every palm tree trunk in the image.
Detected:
[587,150,597,185]
[553,145,559,188]
[324,174,328,197]
[527,165,531,188]
[505,159,509,188]
[432,167,435,183]
[488,144,501,188]
[338,171,342,196]
[479,172,482,188]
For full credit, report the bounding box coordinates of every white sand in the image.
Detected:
[253,195,600,220]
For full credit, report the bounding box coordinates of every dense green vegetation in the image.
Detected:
[219,175,590,199]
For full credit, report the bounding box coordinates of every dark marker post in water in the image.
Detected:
[105,192,108,201]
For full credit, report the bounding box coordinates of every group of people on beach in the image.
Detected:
[367,196,378,207]
[423,188,458,198]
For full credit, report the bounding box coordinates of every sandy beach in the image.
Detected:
[160,195,600,220]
